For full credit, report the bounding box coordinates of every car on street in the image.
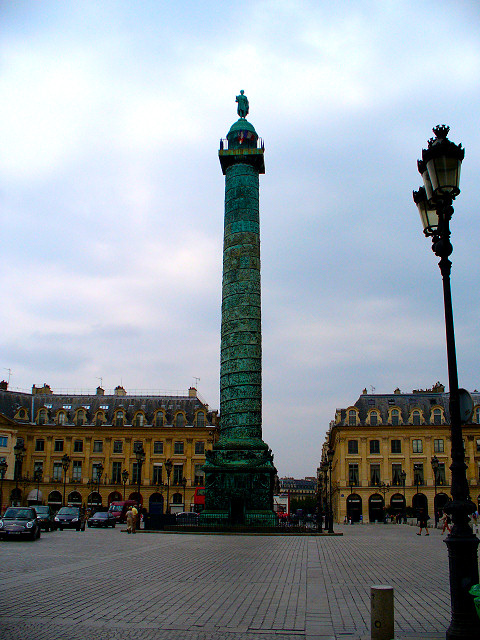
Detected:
[0,507,41,540]
[87,511,116,528]
[175,512,199,526]
[34,505,57,531]
[55,506,86,531]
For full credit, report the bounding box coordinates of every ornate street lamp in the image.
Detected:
[0,459,8,511]
[326,448,334,534]
[181,476,187,510]
[96,461,104,500]
[413,125,478,639]
[121,469,129,500]
[413,463,422,497]
[61,454,70,506]
[14,441,26,505]
[165,458,173,514]
[134,444,145,507]
[33,467,42,504]
[400,470,406,498]
[431,455,440,526]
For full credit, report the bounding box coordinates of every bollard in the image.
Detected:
[371,585,394,640]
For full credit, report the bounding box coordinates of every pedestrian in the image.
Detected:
[131,504,138,534]
[441,511,451,534]
[471,511,478,533]
[126,507,134,534]
[417,509,430,536]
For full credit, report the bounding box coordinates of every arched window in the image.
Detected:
[76,410,86,426]
[155,412,164,427]
[115,411,124,427]
[196,411,206,428]
[412,410,421,426]
[390,409,400,426]
[95,411,105,427]
[172,492,183,504]
[38,409,48,425]
[432,408,442,425]
[135,413,144,427]
[57,412,66,425]
[348,410,357,426]
[175,412,185,428]
[369,411,378,426]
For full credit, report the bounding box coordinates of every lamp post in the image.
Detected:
[121,469,129,500]
[413,125,479,639]
[61,454,70,507]
[401,470,406,498]
[33,468,42,504]
[134,444,145,508]
[316,474,323,533]
[413,463,422,497]
[96,462,104,507]
[13,441,26,506]
[165,459,173,514]
[181,476,187,511]
[431,455,440,526]
[327,448,334,534]
[0,459,7,511]
[378,482,390,522]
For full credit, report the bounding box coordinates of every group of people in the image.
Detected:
[126,505,139,534]
[417,509,479,536]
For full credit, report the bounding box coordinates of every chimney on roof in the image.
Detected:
[394,387,401,395]
[96,386,105,396]
[189,387,197,398]
[115,385,127,396]
[32,384,52,395]
[0,380,8,391]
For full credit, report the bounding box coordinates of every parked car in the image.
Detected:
[54,506,86,531]
[34,505,56,531]
[175,512,199,526]
[0,507,41,540]
[87,511,116,528]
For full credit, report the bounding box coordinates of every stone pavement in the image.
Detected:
[0,523,462,640]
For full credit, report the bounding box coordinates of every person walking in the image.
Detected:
[441,511,451,534]
[417,508,430,536]
[126,507,134,534]
[131,504,138,534]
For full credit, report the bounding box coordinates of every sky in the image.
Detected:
[1,1,480,478]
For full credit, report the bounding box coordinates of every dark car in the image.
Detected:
[0,507,41,540]
[175,512,199,526]
[34,505,56,531]
[87,511,116,528]
[54,506,86,531]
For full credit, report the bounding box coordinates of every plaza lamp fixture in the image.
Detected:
[413,125,478,639]
[33,468,42,504]
[14,441,26,505]
[400,470,406,498]
[431,455,440,526]
[181,476,187,510]
[134,444,145,508]
[0,459,8,510]
[164,459,173,514]
[61,454,71,506]
[326,448,334,534]
[121,469,129,500]
[413,463,422,496]
[96,462,104,498]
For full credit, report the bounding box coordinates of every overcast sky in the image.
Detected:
[1,1,479,477]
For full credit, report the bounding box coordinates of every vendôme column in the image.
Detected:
[203,92,276,526]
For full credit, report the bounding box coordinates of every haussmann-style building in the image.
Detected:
[320,382,480,524]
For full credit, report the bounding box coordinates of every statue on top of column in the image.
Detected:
[236,90,249,118]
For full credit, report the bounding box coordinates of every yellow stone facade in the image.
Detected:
[321,385,480,524]
[0,385,218,513]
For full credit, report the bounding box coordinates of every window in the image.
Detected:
[113,440,123,454]
[348,410,357,426]
[93,440,103,453]
[53,462,63,481]
[194,464,204,486]
[347,440,358,455]
[174,441,184,455]
[412,439,423,453]
[392,463,403,485]
[437,462,446,485]
[153,464,163,484]
[95,413,104,427]
[172,492,182,504]
[196,411,205,427]
[0,436,7,448]
[433,408,442,425]
[391,439,401,454]
[370,440,380,454]
[153,441,164,454]
[412,410,421,425]
[35,439,45,452]
[34,461,43,475]
[54,440,64,452]
[434,439,444,453]
[92,463,104,483]
[73,440,83,453]
[348,463,359,485]
[57,412,66,425]
[391,409,400,426]
[475,408,480,424]
[195,441,205,455]
[38,409,47,425]
[155,412,164,427]
[413,463,424,485]
[477,439,480,453]
[132,462,140,484]
[173,464,183,484]
[175,413,185,428]
[369,411,378,426]
[115,411,124,427]
[135,413,144,427]
[76,410,86,426]
[370,463,381,486]
[72,460,82,482]
[133,441,143,454]
[112,461,122,483]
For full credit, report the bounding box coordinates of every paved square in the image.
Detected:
[0,523,464,639]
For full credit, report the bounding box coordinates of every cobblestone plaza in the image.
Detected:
[0,524,457,640]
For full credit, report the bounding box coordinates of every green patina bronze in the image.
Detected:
[203,93,276,526]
